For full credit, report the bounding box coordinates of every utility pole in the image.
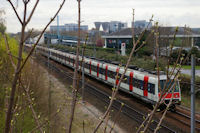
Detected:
[191,37,195,133]
[47,35,51,133]
[57,15,60,44]
[82,34,88,103]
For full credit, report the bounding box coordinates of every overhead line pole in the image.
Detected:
[191,37,195,133]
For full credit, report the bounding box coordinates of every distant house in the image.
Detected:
[158,27,200,47]
[102,26,200,56]
[25,33,44,45]
[102,28,143,49]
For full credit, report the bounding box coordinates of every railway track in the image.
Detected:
[171,110,200,132]
[35,55,177,133]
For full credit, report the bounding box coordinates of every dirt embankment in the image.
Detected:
[35,60,126,133]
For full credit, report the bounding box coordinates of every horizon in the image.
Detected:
[1,0,200,33]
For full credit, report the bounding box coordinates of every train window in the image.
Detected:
[70,58,74,64]
[148,83,155,94]
[123,75,128,84]
[160,80,179,92]
[91,65,96,72]
[85,62,89,69]
[99,67,104,75]
[140,80,144,90]
[133,78,140,89]
[108,70,115,79]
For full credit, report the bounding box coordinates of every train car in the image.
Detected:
[25,44,181,108]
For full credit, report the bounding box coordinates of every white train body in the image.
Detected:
[25,44,181,105]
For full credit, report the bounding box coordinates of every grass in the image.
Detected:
[181,93,200,112]
[181,65,200,70]
[0,34,42,132]
[170,65,200,70]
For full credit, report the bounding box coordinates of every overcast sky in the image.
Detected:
[1,0,200,33]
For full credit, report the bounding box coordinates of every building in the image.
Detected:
[94,21,128,33]
[132,20,152,29]
[102,28,143,49]
[50,23,88,32]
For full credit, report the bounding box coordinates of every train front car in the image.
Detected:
[158,75,181,110]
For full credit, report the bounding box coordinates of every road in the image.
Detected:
[180,69,200,76]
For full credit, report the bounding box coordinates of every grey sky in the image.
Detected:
[1,0,200,33]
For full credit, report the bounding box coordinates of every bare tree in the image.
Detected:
[93,9,154,132]
[136,25,191,133]
[68,0,81,132]
[5,0,66,132]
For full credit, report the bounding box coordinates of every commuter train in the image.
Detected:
[25,44,181,108]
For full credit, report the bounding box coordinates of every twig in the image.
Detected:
[5,0,66,132]
[20,80,43,133]
[154,83,176,133]
[18,0,66,74]
[7,0,23,25]
[3,34,16,69]
[82,120,85,133]
[93,9,153,133]
[109,104,123,133]
[68,1,81,132]
[25,0,39,25]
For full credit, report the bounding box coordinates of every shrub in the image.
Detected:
[179,74,200,98]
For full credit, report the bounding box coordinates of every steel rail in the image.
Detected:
[37,55,176,133]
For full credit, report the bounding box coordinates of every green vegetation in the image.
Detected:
[181,65,200,70]
[0,34,45,132]
[48,44,167,71]
[179,74,200,112]
[181,93,200,112]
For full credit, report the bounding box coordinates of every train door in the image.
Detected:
[99,63,104,80]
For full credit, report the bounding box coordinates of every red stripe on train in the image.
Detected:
[116,68,119,85]
[69,56,70,64]
[97,63,99,77]
[143,76,149,97]
[89,60,91,74]
[129,72,134,92]
[158,92,180,99]
[105,65,108,80]
[73,57,75,67]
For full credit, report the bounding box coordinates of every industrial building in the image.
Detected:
[132,20,152,29]
[50,23,88,32]
[94,21,128,33]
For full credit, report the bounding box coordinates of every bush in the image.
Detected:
[179,74,200,98]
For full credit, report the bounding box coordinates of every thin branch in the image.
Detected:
[166,27,179,78]
[25,0,39,25]
[154,83,176,133]
[20,80,43,133]
[68,1,81,132]
[134,15,153,52]
[93,10,153,133]
[109,104,123,133]
[7,0,23,25]
[19,0,66,73]
[23,28,34,43]
[82,120,85,133]
[103,112,110,133]
[3,34,16,69]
